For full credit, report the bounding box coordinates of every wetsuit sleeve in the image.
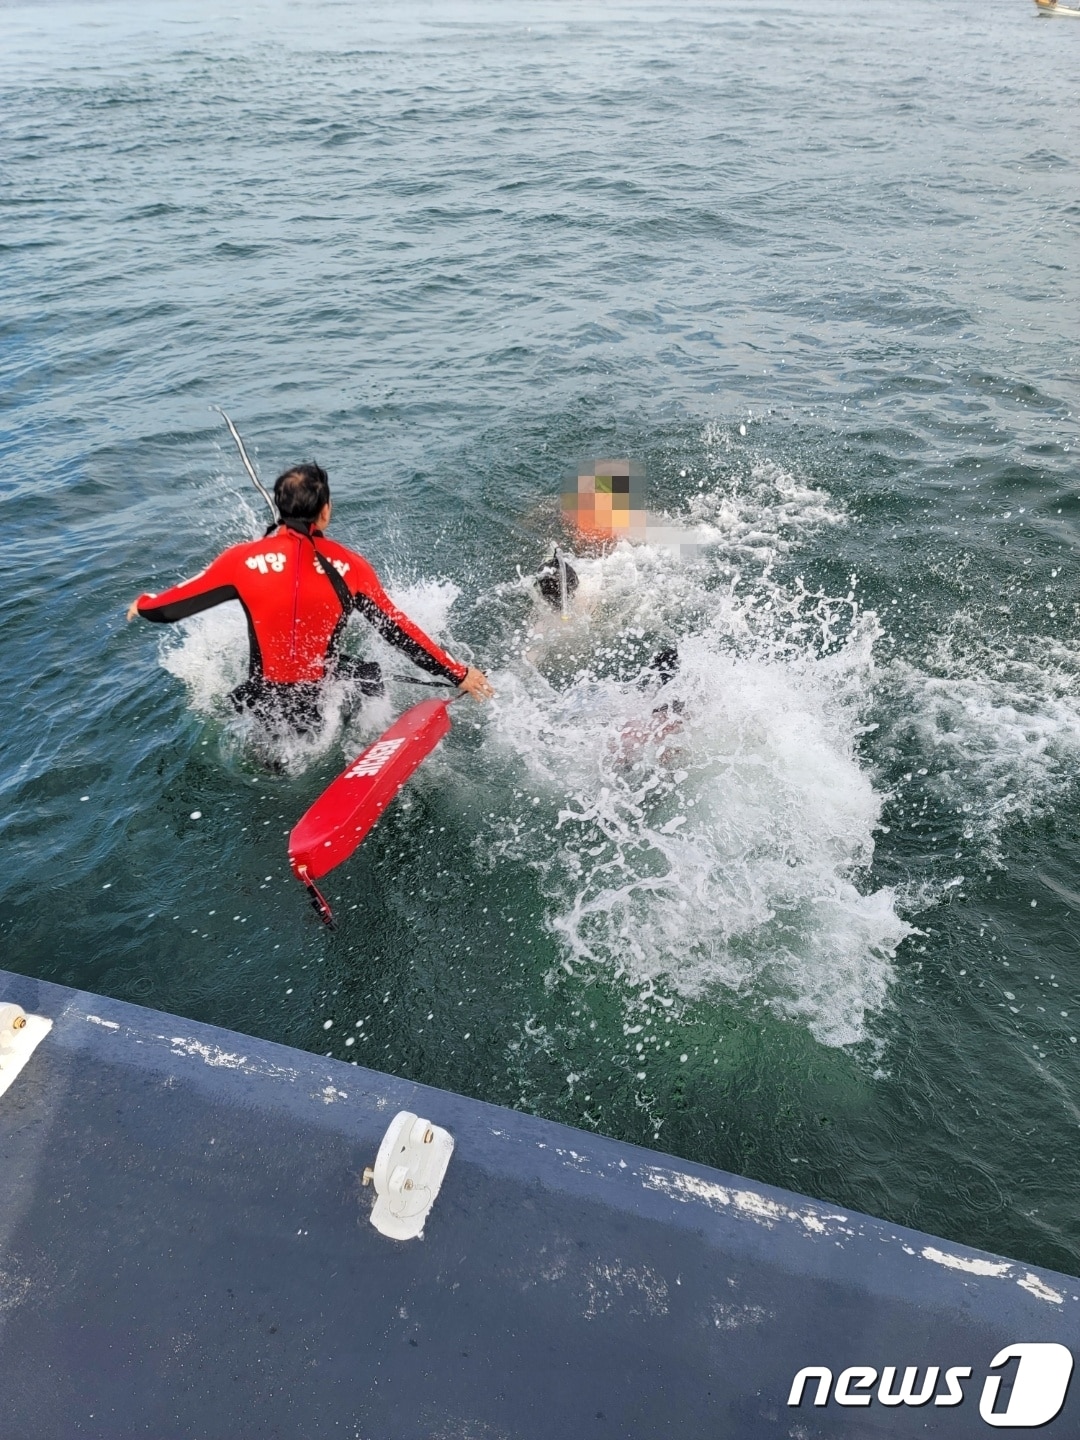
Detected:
[348,555,468,684]
[135,550,240,623]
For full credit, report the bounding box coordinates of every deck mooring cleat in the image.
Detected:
[364,1111,454,1241]
[0,1002,53,1100]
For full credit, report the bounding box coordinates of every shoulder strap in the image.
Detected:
[310,542,353,614]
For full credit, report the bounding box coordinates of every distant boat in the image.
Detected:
[1034,0,1080,15]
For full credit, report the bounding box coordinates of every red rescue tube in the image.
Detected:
[289,697,454,886]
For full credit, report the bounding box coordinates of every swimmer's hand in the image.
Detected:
[458,666,495,701]
[126,597,143,622]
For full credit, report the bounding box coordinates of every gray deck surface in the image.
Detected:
[0,968,1076,1438]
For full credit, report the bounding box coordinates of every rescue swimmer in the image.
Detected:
[127,462,494,731]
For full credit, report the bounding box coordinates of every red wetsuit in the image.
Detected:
[135,522,468,687]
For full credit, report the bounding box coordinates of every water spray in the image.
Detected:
[555,546,570,622]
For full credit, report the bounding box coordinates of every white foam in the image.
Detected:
[385,576,460,643]
[879,629,1080,867]
[160,601,249,714]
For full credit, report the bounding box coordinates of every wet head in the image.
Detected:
[274,462,331,528]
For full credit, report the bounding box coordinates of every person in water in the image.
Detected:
[531,547,683,757]
[127,462,494,731]
[561,460,647,545]
[560,459,707,557]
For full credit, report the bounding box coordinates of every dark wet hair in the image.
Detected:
[535,551,579,609]
[648,647,679,685]
[274,462,330,522]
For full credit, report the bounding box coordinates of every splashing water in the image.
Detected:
[159,573,462,772]
[876,627,1080,871]
[484,462,912,1047]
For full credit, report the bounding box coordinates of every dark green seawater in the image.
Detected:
[3,0,1079,1275]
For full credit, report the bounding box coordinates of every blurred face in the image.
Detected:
[561,460,645,538]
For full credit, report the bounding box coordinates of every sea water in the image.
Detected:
[1,0,1078,1274]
